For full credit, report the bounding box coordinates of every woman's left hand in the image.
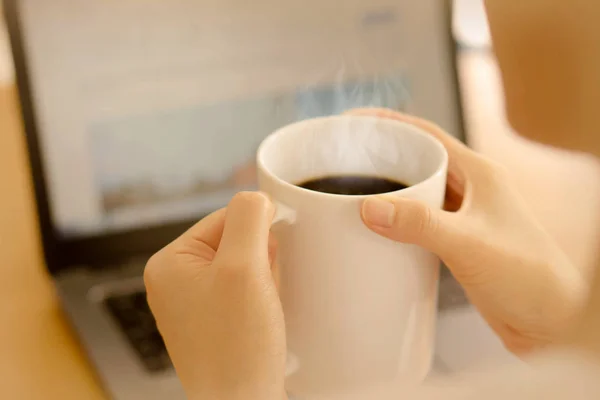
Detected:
[144,192,287,400]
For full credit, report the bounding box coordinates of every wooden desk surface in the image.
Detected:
[0,84,105,399]
[0,51,598,399]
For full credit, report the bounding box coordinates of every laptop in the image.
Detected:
[4,0,511,398]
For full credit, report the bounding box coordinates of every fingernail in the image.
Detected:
[362,197,396,228]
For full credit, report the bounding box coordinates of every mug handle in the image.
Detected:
[272,202,297,226]
[269,201,299,377]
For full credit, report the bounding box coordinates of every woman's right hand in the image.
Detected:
[349,108,587,356]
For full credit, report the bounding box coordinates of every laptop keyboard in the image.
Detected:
[104,292,173,373]
[102,267,466,375]
[438,266,470,311]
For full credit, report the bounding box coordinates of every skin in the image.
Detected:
[144,193,286,400]
[484,0,600,154]
[482,0,600,357]
[350,109,586,355]
[145,1,600,399]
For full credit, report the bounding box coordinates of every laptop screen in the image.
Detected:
[16,0,461,238]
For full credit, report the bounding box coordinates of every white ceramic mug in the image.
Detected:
[257,115,448,396]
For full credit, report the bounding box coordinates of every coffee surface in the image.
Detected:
[298,175,408,196]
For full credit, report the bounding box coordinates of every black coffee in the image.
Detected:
[298,175,409,196]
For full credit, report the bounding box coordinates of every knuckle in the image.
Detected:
[231,191,270,208]
[395,202,438,242]
[171,239,204,259]
[143,253,163,293]
[229,192,274,221]
[415,204,439,237]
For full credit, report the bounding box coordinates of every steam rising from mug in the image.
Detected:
[259,116,443,189]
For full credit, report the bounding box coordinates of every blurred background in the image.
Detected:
[0,1,599,399]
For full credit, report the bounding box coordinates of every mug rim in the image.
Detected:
[256,115,449,200]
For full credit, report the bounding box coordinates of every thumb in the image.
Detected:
[361,196,459,256]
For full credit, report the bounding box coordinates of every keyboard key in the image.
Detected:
[104,291,172,373]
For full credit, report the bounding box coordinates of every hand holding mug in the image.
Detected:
[351,108,587,355]
[144,192,287,400]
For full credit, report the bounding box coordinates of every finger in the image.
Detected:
[145,208,228,292]
[361,196,462,256]
[214,192,275,268]
[181,207,227,250]
[271,260,281,294]
[167,208,227,265]
[269,235,281,293]
[268,234,278,266]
